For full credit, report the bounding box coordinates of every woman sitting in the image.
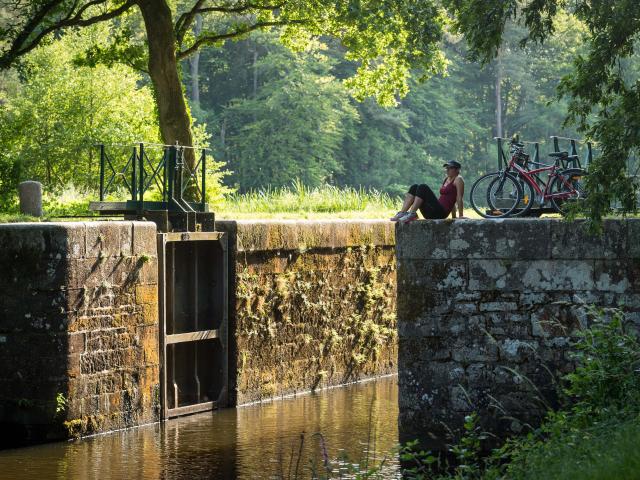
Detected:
[390,161,466,223]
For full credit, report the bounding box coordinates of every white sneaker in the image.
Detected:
[400,212,418,224]
[390,211,409,221]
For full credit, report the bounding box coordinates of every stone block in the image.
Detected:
[519,292,549,308]
[450,385,473,411]
[469,259,595,291]
[135,284,158,306]
[119,223,133,257]
[629,220,640,259]
[618,293,640,309]
[449,219,551,260]
[132,222,157,256]
[68,332,86,355]
[0,226,69,291]
[395,221,452,259]
[397,259,467,290]
[498,339,539,363]
[594,260,633,293]
[551,219,628,259]
[85,223,123,259]
[480,302,518,312]
[454,302,478,315]
[455,292,481,302]
[65,223,87,259]
[451,338,499,363]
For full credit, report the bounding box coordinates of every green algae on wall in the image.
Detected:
[219,220,397,405]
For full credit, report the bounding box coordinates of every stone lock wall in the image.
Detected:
[396,219,640,450]
[218,220,397,405]
[0,222,159,445]
[0,219,398,445]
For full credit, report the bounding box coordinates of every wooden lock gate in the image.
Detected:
[158,231,229,419]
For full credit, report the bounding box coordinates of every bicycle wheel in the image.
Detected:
[470,172,522,218]
[549,168,587,215]
[508,174,537,217]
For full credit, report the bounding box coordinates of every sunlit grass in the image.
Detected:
[0,181,571,222]
[217,181,399,219]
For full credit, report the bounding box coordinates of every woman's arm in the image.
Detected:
[453,177,465,218]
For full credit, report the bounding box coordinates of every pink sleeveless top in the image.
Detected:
[438,179,457,214]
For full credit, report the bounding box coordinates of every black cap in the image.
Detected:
[443,160,462,169]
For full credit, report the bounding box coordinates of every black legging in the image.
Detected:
[408,184,447,219]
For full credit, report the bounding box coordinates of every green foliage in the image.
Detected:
[489,308,640,479]
[220,36,357,190]
[564,309,640,421]
[55,393,67,416]
[489,419,640,480]
[0,23,159,204]
[394,307,640,480]
[400,414,487,480]
[192,18,587,195]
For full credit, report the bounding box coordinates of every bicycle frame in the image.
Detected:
[508,157,579,202]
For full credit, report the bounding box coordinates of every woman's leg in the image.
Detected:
[415,184,446,219]
[402,185,419,211]
[391,184,421,221]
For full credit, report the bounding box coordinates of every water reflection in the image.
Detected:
[0,376,399,479]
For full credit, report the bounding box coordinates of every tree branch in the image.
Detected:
[175,0,207,46]
[0,0,136,69]
[197,2,285,14]
[177,18,307,59]
[175,1,286,46]
[3,0,66,64]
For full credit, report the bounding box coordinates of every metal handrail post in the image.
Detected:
[534,143,539,164]
[99,144,105,201]
[201,149,206,211]
[139,143,145,205]
[552,136,559,153]
[131,146,137,202]
[176,146,184,203]
[587,142,593,167]
[167,146,175,208]
[162,147,168,203]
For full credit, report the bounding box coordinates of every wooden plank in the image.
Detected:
[164,231,224,243]
[167,401,217,418]
[89,201,129,212]
[166,329,219,344]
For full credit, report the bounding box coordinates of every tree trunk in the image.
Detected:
[189,14,202,108]
[253,48,258,98]
[495,49,503,139]
[137,0,195,167]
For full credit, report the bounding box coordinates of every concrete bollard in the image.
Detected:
[18,181,43,217]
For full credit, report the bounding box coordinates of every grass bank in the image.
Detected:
[1,184,484,221]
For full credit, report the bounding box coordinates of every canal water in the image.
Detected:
[0,375,399,479]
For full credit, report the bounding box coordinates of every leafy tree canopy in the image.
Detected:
[0,0,449,159]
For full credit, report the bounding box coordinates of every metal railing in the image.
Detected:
[96,142,209,213]
[494,135,595,171]
[549,135,595,169]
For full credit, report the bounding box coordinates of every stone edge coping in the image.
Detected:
[0,221,158,259]
[396,218,640,261]
[217,219,396,252]
[0,220,156,228]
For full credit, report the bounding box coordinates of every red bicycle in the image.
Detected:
[470,141,587,218]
